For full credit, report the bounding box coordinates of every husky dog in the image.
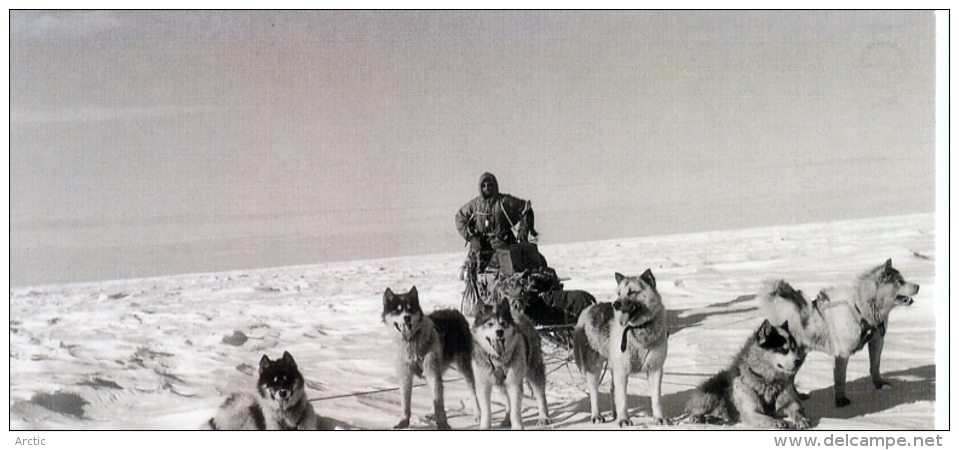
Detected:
[204,351,319,430]
[471,298,547,430]
[382,286,477,430]
[492,272,535,315]
[760,259,920,407]
[490,275,550,425]
[686,320,810,429]
[573,270,669,426]
[499,271,597,326]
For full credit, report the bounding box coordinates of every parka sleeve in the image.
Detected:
[501,195,533,240]
[455,200,476,241]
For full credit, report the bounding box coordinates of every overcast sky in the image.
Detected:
[8,11,937,286]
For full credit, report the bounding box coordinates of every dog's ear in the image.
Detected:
[496,298,515,324]
[259,354,272,373]
[615,272,625,284]
[472,302,493,325]
[641,269,656,289]
[774,280,794,297]
[409,287,421,309]
[756,319,774,345]
[488,284,501,301]
[780,320,790,332]
[383,288,396,311]
[877,259,893,283]
[479,301,493,316]
[282,352,298,370]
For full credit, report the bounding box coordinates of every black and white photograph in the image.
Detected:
[6,9,947,441]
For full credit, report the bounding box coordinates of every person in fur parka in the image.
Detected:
[455,172,537,256]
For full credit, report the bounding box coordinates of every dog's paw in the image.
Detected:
[536,417,551,426]
[653,417,670,426]
[689,414,706,424]
[773,419,790,430]
[791,417,811,430]
[590,415,606,424]
[435,421,451,431]
[835,396,851,408]
[499,417,511,429]
[393,418,410,429]
[873,379,891,390]
[617,418,633,428]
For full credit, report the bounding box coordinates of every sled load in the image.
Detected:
[460,243,595,347]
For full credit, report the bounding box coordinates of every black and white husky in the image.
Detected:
[470,299,549,429]
[382,286,477,430]
[686,320,810,429]
[204,351,319,430]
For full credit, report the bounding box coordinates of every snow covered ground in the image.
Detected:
[8,214,941,434]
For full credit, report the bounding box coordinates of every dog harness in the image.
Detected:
[401,326,428,377]
[278,404,313,430]
[620,320,656,352]
[855,319,886,352]
[487,355,508,385]
[621,324,643,352]
[484,333,531,385]
[853,305,886,351]
[620,323,668,375]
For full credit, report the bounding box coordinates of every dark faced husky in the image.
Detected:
[573,270,669,426]
[382,286,477,430]
[203,351,319,430]
[490,275,550,426]
[471,299,543,429]
[760,259,920,407]
[686,320,809,429]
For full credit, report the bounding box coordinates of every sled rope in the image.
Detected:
[308,374,472,403]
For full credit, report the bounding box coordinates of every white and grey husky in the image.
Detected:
[573,270,669,427]
[760,259,920,407]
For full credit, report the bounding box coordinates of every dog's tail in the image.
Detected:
[685,370,732,424]
[759,279,810,329]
